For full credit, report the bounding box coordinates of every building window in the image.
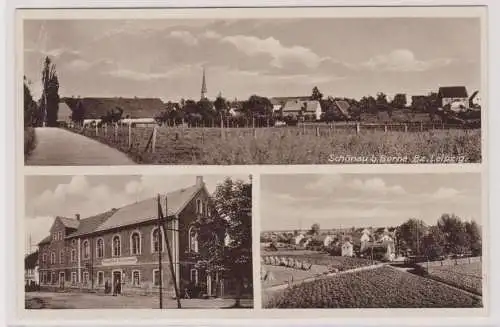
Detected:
[206,202,211,217]
[97,271,104,286]
[59,250,64,264]
[72,239,76,246]
[71,272,77,285]
[82,240,90,259]
[50,252,56,265]
[96,238,104,258]
[196,199,202,214]
[83,272,89,285]
[58,231,63,240]
[130,232,141,255]
[189,227,199,253]
[51,272,56,284]
[112,235,121,257]
[151,228,163,253]
[153,269,161,286]
[132,270,140,287]
[71,249,77,262]
[42,253,47,263]
[190,268,198,284]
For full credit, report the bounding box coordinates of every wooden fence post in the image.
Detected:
[303,123,306,135]
[404,124,408,133]
[114,124,118,141]
[152,125,157,153]
[95,124,99,136]
[316,126,320,137]
[104,124,107,137]
[356,123,361,134]
[128,124,132,148]
[384,124,388,133]
[253,128,257,139]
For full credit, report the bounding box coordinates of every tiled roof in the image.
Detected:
[58,217,80,229]
[93,184,202,233]
[67,210,118,238]
[282,100,321,113]
[63,97,165,119]
[38,235,51,245]
[57,102,73,121]
[334,100,351,117]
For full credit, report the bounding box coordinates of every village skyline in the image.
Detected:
[24,17,481,102]
[261,173,481,231]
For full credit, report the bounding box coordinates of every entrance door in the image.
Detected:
[59,272,65,288]
[112,271,122,294]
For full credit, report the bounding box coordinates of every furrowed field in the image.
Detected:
[73,125,481,165]
[424,262,483,295]
[264,266,482,308]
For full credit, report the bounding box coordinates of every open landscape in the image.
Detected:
[260,173,484,309]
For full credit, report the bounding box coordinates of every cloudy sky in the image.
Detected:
[24,174,250,253]
[23,17,481,101]
[261,173,481,232]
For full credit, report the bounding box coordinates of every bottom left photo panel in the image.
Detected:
[23,174,253,309]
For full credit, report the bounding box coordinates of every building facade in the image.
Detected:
[37,176,226,297]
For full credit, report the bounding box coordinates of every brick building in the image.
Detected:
[37,176,228,297]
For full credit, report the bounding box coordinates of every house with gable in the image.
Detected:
[37,176,234,298]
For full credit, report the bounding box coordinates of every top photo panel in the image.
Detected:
[20,7,486,166]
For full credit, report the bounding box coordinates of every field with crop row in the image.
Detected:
[264,266,482,308]
[426,262,482,295]
[73,126,481,165]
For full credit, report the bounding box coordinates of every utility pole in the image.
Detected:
[157,194,163,309]
[157,194,182,309]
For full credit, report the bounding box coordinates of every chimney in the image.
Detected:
[196,176,204,187]
[75,214,80,221]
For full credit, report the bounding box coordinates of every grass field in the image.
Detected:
[264,266,482,308]
[262,252,376,271]
[75,126,481,165]
[426,262,482,295]
[261,264,329,288]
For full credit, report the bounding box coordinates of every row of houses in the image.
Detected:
[54,85,479,127]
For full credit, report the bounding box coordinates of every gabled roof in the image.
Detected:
[438,86,468,98]
[271,96,310,105]
[37,235,51,246]
[57,102,73,121]
[25,251,38,269]
[63,97,165,119]
[282,100,321,113]
[58,216,80,229]
[94,184,203,232]
[67,210,118,238]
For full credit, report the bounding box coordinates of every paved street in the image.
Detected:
[25,292,253,309]
[26,127,136,166]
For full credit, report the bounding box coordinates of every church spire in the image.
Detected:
[201,67,207,99]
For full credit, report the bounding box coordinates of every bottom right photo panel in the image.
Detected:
[260,173,484,309]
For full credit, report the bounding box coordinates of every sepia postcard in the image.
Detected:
[23,174,253,310]
[18,6,486,166]
[260,173,485,310]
